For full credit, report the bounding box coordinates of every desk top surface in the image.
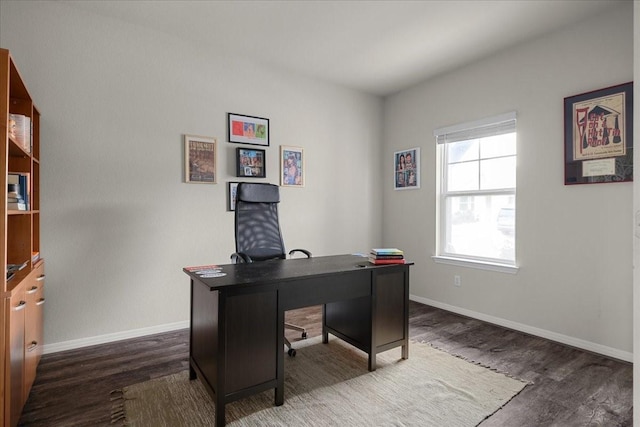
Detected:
[184,254,412,291]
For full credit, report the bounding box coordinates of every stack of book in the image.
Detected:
[9,113,32,153]
[7,173,27,210]
[368,248,405,265]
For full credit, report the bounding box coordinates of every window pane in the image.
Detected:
[437,115,516,266]
[444,195,515,263]
[480,157,516,190]
[447,139,478,163]
[479,132,516,159]
[447,161,478,192]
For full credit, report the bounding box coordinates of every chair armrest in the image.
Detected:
[289,249,312,258]
[231,252,253,263]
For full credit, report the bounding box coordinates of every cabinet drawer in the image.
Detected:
[7,289,26,427]
[24,262,45,399]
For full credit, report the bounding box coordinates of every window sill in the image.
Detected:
[432,256,519,274]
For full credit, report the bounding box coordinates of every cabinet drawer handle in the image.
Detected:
[36,298,45,306]
[27,341,38,351]
[14,301,26,311]
[36,274,45,282]
[27,285,39,294]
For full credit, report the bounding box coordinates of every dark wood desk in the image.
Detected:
[184,254,412,427]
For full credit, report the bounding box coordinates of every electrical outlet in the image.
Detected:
[454,275,461,287]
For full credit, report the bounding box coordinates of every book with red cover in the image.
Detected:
[184,264,220,272]
[368,257,405,265]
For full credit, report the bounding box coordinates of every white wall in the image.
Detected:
[0,0,635,360]
[384,3,634,359]
[0,1,384,349]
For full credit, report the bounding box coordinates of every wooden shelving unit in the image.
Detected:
[0,48,45,427]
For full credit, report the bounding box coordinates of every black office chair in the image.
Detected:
[231,182,311,356]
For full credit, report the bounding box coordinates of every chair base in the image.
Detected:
[285,322,307,357]
[286,322,307,336]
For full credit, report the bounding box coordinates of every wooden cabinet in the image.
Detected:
[0,49,45,427]
[3,263,44,427]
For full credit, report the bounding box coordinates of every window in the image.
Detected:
[434,112,517,270]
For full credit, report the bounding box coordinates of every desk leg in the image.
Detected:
[402,344,409,360]
[321,304,329,343]
[368,354,377,372]
[216,394,226,427]
[275,306,285,406]
[189,279,196,381]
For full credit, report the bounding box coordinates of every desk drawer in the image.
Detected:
[279,270,370,310]
[374,268,408,347]
[225,290,278,394]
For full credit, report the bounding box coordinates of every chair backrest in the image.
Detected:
[234,183,286,262]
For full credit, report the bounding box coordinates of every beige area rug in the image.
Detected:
[111,337,528,426]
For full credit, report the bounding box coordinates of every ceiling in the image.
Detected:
[61,0,626,97]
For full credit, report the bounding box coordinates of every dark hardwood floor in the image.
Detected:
[19,301,632,426]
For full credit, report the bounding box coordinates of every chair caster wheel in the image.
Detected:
[301,332,307,339]
[288,348,296,357]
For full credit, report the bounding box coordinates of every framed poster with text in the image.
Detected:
[564,82,633,185]
[184,134,217,184]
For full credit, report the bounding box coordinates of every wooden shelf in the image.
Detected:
[1,48,45,427]
[7,136,30,159]
[5,267,30,294]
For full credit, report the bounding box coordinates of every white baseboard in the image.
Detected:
[44,298,633,363]
[42,320,189,355]
[410,295,633,363]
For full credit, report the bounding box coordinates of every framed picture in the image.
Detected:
[184,134,217,183]
[236,147,266,178]
[564,82,633,185]
[228,181,240,211]
[394,148,420,190]
[228,113,269,146]
[280,146,304,187]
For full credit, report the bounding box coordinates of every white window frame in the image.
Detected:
[432,112,518,274]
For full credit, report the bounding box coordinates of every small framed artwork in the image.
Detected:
[228,113,269,146]
[236,147,266,178]
[280,145,304,187]
[228,181,240,211]
[184,134,217,184]
[564,82,633,185]
[394,147,420,190]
